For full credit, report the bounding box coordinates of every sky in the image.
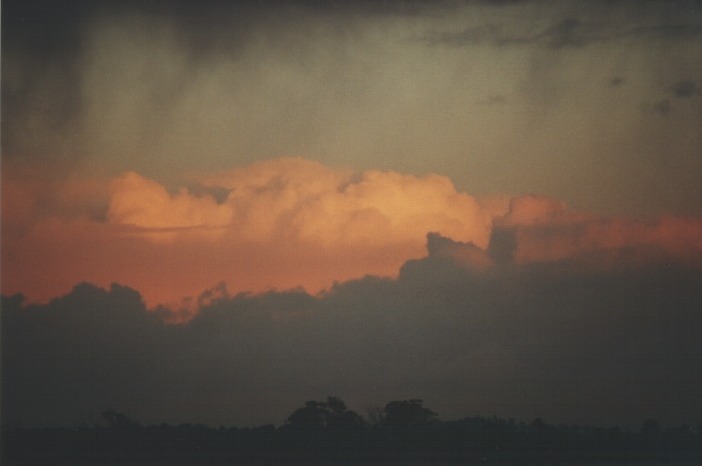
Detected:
[2,0,702,429]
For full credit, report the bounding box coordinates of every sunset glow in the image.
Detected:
[3,157,701,317]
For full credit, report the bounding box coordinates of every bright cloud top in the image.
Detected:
[108,172,233,231]
[106,158,496,246]
[3,157,701,317]
[196,157,497,248]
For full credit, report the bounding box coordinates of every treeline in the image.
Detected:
[4,397,702,464]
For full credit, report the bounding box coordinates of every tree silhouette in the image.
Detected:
[285,396,363,430]
[5,404,702,464]
[382,399,437,429]
[286,401,328,430]
[365,404,385,428]
[641,418,661,436]
[530,417,547,433]
[325,396,363,430]
[101,409,141,430]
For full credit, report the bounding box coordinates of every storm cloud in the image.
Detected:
[4,0,702,216]
[3,234,702,429]
[3,0,702,436]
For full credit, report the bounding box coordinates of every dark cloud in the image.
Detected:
[421,2,702,49]
[1,284,168,426]
[534,18,590,48]
[0,0,452,175]
[2,0,88,170]
[653,99,672,115]
[4,0,702,219]
[1,0,444,55]
[647,80,700,115]
[673,80,699,98]
[482,94,508,105]
[628,23,702,40]
[2,0,87,53]
[420,17,607,48]
[487,226,517,265]
[4,235,702,429]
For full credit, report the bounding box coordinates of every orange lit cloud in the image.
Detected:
[107,171,233,240]
[3,158,701,319]
[199,158,496,248]
[2,158,498,314]
[492,196,702,267]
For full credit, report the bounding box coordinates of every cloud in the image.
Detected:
[628,23,702,41]
[424,19,702,50]
[491,195,702,267]
[0,165,109,234]
[495,194,575,227]
[2,0,448,175]
[3,233,702,429]
[646,79,700,116]
[653,99,672,115]
[107,171,232,233]
[421,3,702,49]
[426,232,494,269]
[421,17,615,49]
[1,158,499,311]
[672,79,698,98]
[4,0,702,219]
[198,157,495,247]
[4,158,702,315]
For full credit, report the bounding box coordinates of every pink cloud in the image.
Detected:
[3,158,700,319]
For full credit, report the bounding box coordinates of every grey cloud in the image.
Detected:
[4,235,702,429]
[646,80,700,116]
[421,3,702,50]
[481,94,508,105]
[420,18,611,49]
[673,80,699,98]
[4,0,702,220]
[628,23,702,40]
[533,18,591,48]
[2,0,457,178]
[425,20,702,48]
[422,23,503,47]
[1,284,168,426]
[653,99,672,115]
[487,226,517,265]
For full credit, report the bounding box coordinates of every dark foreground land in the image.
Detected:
[4,400,702,465]
[4,422,702,465]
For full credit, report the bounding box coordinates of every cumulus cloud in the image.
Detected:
[107,171,232,233]
[197,157,495,247]
[3,158,702,314]
[2,158,499,311]
[426,232,494,269]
